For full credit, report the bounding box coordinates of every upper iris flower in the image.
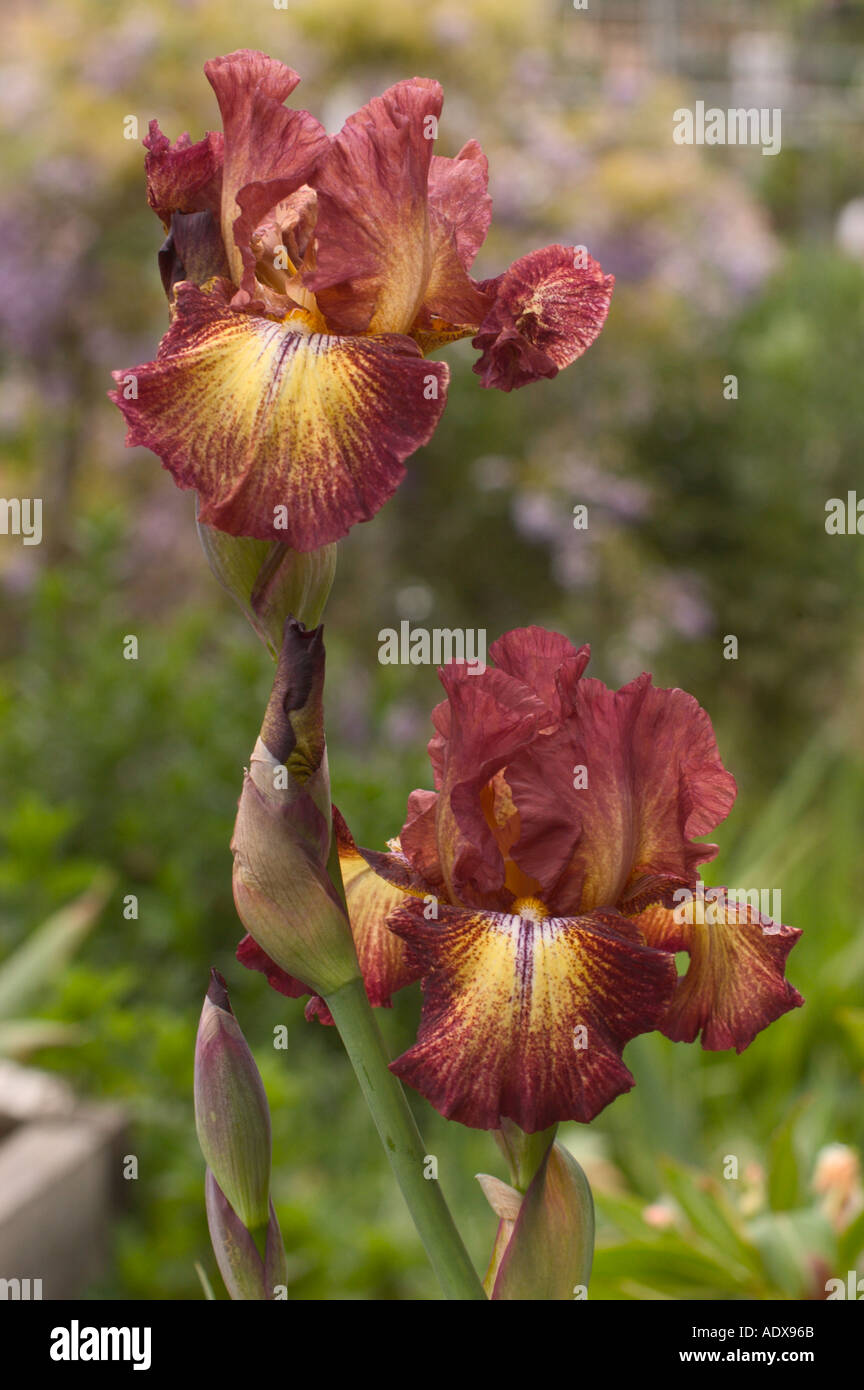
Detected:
[313,626,801,1133]
[110,50,614,550]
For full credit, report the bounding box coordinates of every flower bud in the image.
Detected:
[194,969,271,1234]
[197,511,337,657]
[485,1141,594,1300]
[231,619,359,997]
[205,1170,288,1300]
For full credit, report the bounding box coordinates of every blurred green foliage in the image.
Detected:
[0,873,111,1058]
[1,0,863,1299]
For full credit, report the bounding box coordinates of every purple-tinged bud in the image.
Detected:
[231,619,359,997]
[194,969,271,1234]
[205,1170,288,1300]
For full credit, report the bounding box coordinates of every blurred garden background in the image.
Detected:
[1,0,863,1299]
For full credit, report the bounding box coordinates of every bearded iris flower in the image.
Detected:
[248,625,803,1134]
[110,50,613,550]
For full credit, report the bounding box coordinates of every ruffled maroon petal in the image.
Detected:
[427,141,492,270]
[504,672,737,914]
[472,244,614,391]
[431,664,549,907]
[489,625,590,720]
[417,140,494,330]
[144,120,224,228]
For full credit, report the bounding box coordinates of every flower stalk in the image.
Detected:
[321,801,484,1298]
[323,973,486,1301]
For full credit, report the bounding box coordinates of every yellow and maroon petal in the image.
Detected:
[110,280,448,548]
[204,50,329,285]
[389,900,677,1131]
[634,896,804,1052]
[472,244,614,392]
[504,672,737,916]
[144,120,224,228]
[305,79,443,335]
[332,807,420,1006]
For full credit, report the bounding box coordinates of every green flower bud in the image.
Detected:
[205,1170,288,1301]
[197,511,337,657]
[194,970,271,1233]
[485,1140,595,1300]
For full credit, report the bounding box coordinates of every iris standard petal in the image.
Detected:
[424,627,584,791]
[305,78,443,335]
[427,140,492,271]
[432,664,548,907]
[204,49,329,285]
[417,140,493,331]
[504,672,737,915]
[488,625,590,721]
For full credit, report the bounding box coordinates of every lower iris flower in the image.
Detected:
[246,625,803,1133]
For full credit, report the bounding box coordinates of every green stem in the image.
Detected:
[324,975,486,1301]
